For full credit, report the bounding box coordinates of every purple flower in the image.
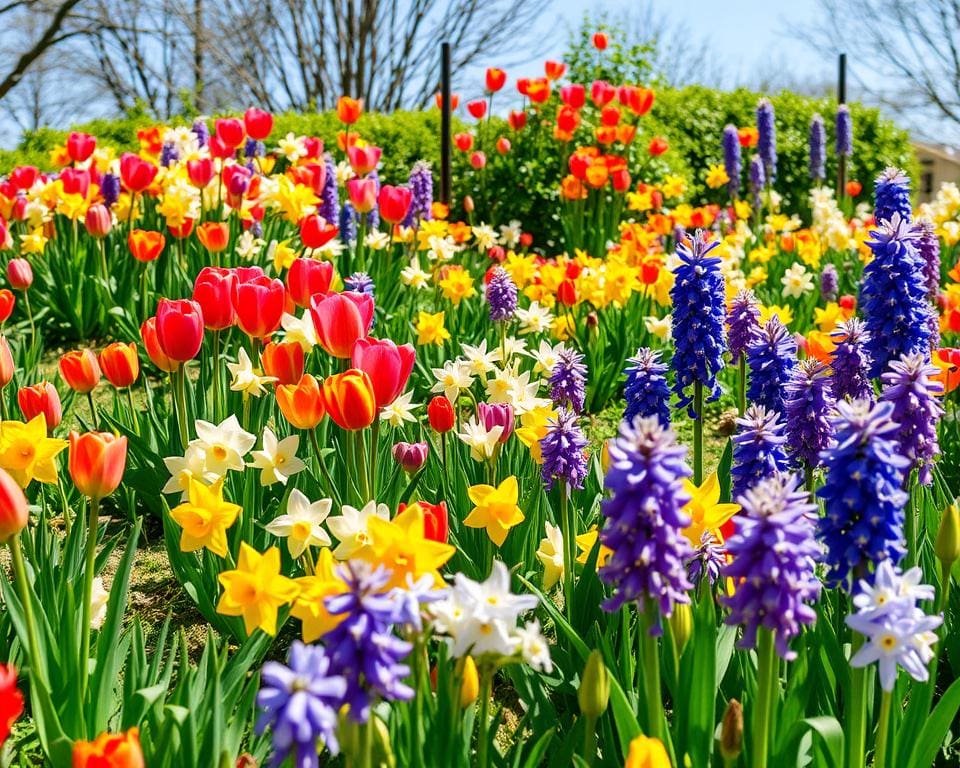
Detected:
[549,347,587,414]
[746,317,797,413]
[540,407,588,490]
[191,118,209,148]
[404,161,434,227]
[722,124,741,198]
[749,155,765,209]
[101,173,120,208]
[319,154,339,224]
[727,289,761,361]
[817,399,910,589]
[687,531,726,589]
[784,359,836,468]
[836,105,853,157]
[874,167,912,225]
[623,347,671,426]
[916,217,941,301]
[339,202,357,243]
[392,441,428,473]
[477,402,514,441]
[599,416,694,623]
[756,98,777,181]
[245,138,264,159]
[160,142,179,168]
[809,114,825,181]
[880,353,943,485]
[830,318,873,401]
[820,264,839,303]
[256,641,347,767]
[722,474,821,659]
[731,404,790,498]
[486,265,518,322]
[344,272,374,296]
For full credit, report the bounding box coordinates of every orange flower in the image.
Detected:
[804,331,836,365]
[261,340,305,386]
[73,727,144,768]
[526,78,551,104]
[69,431,127,500]
[933,348,960,395]
[98,342,140,389]
[584,164,609,189]
[59,349,101,394]
[595,126,617,146]
[560,175,587,201]
[617,124,637,145]
[196,221,230,253]
[128,229,165,263]
[737,127,759,148]
[276,374,325,430]
[337,96,362,124]
[321,369,376,431]
[139,317,179,373]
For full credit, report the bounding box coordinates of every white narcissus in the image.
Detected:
[248,428,306,487]
[535,521,565,591]
[227,347,277,398]
[192,414,257,475]
[265,489,332,558]
[456,417,503,463]
[326,500,390,560]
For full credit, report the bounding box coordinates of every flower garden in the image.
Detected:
[1,29,960,768]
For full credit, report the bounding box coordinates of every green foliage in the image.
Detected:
[563,11,656,87]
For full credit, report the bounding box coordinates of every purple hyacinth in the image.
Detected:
[809,114,825,181]
[366,169,381,229]
[319,154,339,224]
[874,167,912,225]
[820,264,839,302]
[880,353,943,485]
[404,161,434,227]
[746,317,797,413]
[669,231,727,416]
[100,172,120,207]
[256,642,347,767]
[817,399,910,590]
[549,347,587,413]
[540,407,588,490]
[599,416,694,623]
[344,272,375,297]
[245,138,264,159]
[722,124,742,198]
[722,474,822,659]
[915,218,941,301]
[749,155,765,209]
[323,562,414,723]
[784,359,836,468]
[191,118,209,148]
[830,318,873,401]
[756,98,777,181]
[159,141,179,168]
[486,265,518,322]
[727,289,761,362]
[861,213,933,377]
[623,347,671,426]
[731,404,790,498]
[339,201,357,243]
[687,531,726,590]
[836,104,852,157]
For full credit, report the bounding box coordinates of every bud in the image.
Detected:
[668,602,693,657]
[392,441,428,474]
[935,503,960,568]
[577,649,610,720]
[462,195,474,214]
[427,395,456,433]
[719,699,743,761]
[458,655,479,708]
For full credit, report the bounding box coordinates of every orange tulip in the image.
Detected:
[276,374,325,430]
[261,340,305,386]
[69,431,128,500]
[321,369,376,431]
[196,221,230,253]
[59,349,101,394]
[73,727,144,768]
[128,229,165,263]
[337,96,362,124]
[98,342,140,389]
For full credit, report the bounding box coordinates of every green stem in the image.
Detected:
[693,380,704,485]
[309,428,340,507]
[641,602,664,740]
[874,690,892,768]
[369,419,380,498]
[354,430,372,503]
[753,628,778,768]
[79,496,101,704]
[23,290,35,349]
[140,263,149,322]
[848,634,868,768]
[582,714,598,767]
[126,388,139,435]
[173,367,190,451]
[737,354,746,416]
[8,534,48,688]
[905,488,916,569]
[86,391,98,427]
[212,330,222,422]
[559,482,575,626]
[477,667,494,768]
[357,716,373,768]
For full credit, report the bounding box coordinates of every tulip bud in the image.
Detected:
[69,431,128,499]
[458,655,479,708]
[669,602,693,657]
[18,382,62,430]
[936,504,960,568]
[371,715,396,768]
[0,467,28,543]
[0,337,13,388]
[477,402,514,442]
[427,395,456,433]
[98,342,140,389]
[469,151,487,169]
[719,699,744,762]
[276,374,325,430]
[578,649,610,720]
[59,349,101,394]
[392,441,428,474]
[463,195,474,214]
[7,259,32,291]
[84,204,113,239]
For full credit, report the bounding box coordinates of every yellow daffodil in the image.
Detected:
[19,228,48,256]
[357,505,455,589]
[270,239,299,272]
[416,310,450,346]
[169,477,241,558]
[758,304,793,327]
[271,175,319,224]
[438,267,476,306]
[503,252,538,288]
[733,199,752,220]
[660,175,686,200]
[0,415,68,487]
[515,405,556,464]
[464,475,524,547]
[575,527,613,567]
[217,543,299,636]
[705,164,730,189]
[535,522,564,589]
[291,547,348,642]
[681,472,740,546]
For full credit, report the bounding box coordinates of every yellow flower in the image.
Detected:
[660,175,686,200]
[551,314,576,341]
[814,302,845,333]
[503,252,538,288]
[272,175,319,224]
[464,476,524,547]
[438,267,477,306]
[733,199,752,221]
[19,228,48,256]
[758,304,793,327]
[535,522,564,589]
[217,543,299,636]
[170,477,241,558]
[575,527,613,567]
[515,405,555,463]
[415,310,451,346]
[681,473,740,546]
[705,164,730,190]
[0,415,68,487]
[627,188,655,212]
[291,547,348,642]
[271,239,299,272]
[357,505,456,589]
[625,735,671,768]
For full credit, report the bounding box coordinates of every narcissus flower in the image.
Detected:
[355,504,455,588]
[170,477,241,558]
[465,475,524,546]
[69,431,127,499]
[217,543,299,636]
[72,727,145,768]
[0,415,68,487]
[266,489,332,558]
[247,427,306,486]
[415,310,450,346]
[682,472,740,547]
[291,547,349,641]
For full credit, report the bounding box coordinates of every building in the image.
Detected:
[913,141,960,203]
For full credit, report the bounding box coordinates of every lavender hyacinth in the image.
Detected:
[245,138,264,159]
[319,154,339,224]
[731,404,790,498]
[880,353,943,485]
[339,202,357,243]
[540,407,589,490]
[817,399,910,589]
[549,347,587,414]
[722,124,742,198]
[256,642,347,767]
[687,531,726,589]
[820,264,839,302]
[191,118,209,148]
[100,172,120,207]
[831,318,873,401]
[861,213,933,377]
[159,142,179,168]
[727,289,762,361]
[366,169,381,229]
[836,104,852,157]
[344,272,374,297]
[486,265,518,322]
[783,359,836,469]
[809,114,826,181]
[756,98,777,181]
[874,167,912,225]
[623,347,671,426]
[599,416,694,621]
[749,155,765,209]
[746,317,797,413]
[404,161,434,227]
[722,474,821,658]
[915,218,941,301]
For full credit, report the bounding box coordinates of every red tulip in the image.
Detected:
[234,265,265,283]
[648,136,669,156]
[233,275,285,338]
[59,349,101,394]
[215,118,245,148]
[557,278,577,306]
[119,153,158,193]
[454,133,474,152]
[527,78,551,103]
[155,298,204,362]
[67,132,96,163]
[516,78,531,96]
[466,100,487,120]
[427,395,455,432]
[9,166,38,191]
[276,374,325,430]
[496,137,511,154]
[7,259,32,291]
[347,177,377,214]
[378,185,413,225]
[310,291,374,358]
[626,87,655,116]
[243,108,274,141]
[420,500,449,543]
[337,96,363,124]
[0,471,27,544]
[557,106,580,134]
[192,267,237,330]
[128,230,165,263]
[560,84,585,109]
[592,31,608,50]
[208,135,233,160]
[508,110,527,131]
[846,180,862,197]
[485,67,507,93]
[346,145,382,176]
[261,340,305,385]
[0,337,14,388]
[18,382,61,429]
[286,258,334,308]
[0,290,15,325]
[69,431,127,499]
[187,158,215,188]
[611,167,631,193]
[470,151,487,169]
[60,168,90,199]
[84,204,112,238]
[351,337,415,408]
[590,80,616,107]
[140,317,179,373]
[168,218,195,240]
[600,106,620,127]
[299,214,339,249]
[434,92,461,110]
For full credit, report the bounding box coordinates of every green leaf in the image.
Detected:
[906,675,960,768]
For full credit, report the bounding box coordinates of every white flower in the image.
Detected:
[365,230,391,250]
[644,314,672,342]
[265,489,332,558]
[248,428,306,486]
[90,577,109,630]
[472,224,498,250]
[515,302,554,335]
[277,132,307,163]
[457,417,503,462]
[484,367,516,403]
[527,340,567,376]
[162,444,219,498]
[501,336,528,360]
[499,220,523,248]
[781,262,814,299]
[316,239,346,258]
[326,500,390,559]
[515,620,552,673]
[235,230,264,261]
[335,160,354,185]
[282,310,318,351]
[227,348,277,398]
[380,391,420,427]
[191,415,257,475]
[456,561,538,621]
[431,361,474,403]
[460,340,501,376]
[427,235,459,262]
[536,521,565,590]
[401,257,431,289]
[162,126,200,159]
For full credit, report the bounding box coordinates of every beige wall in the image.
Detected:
[915,145,960,203]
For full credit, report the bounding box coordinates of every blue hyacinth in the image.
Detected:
[783,359,835,469]
[100,172,120,207]
[880,353,943,485]
[722,124,741,198]
[319,154,339,224]
[727,289,761,362]
[731,404,789,498]
[830,318,873,401]
[874,167,912,225]
[191,118,209,148]
[549,347,587,414]
[749,155,765,210]
[404,161,434,227]
[746,317,797,413]
[623,347,671,426]
[809,114,825,181]
[756,98,777,181]
[836,105,852,157]
[540,407,589,490]
[339,201,357,243]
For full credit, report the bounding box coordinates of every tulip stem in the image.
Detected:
[369,419,380,498]
[173,367,190,451]
[848,633,868,768]
[477,665,494,768]
[23,290,35,350]
[79,496,101,706]
[753,628,779,768]
[559,481,575,627]
[211,330,222,422]
[86,391,98,428]
[126,388,139,435]
[309,428,340,508]
[354,430,372,504]
[8,534,48,689]
[875,690,892,768]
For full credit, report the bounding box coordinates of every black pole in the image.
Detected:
[837,52,847,104]
[440,42,452,206]
[837,53,847,200]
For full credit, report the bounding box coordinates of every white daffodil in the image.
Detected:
[460,340,501,376]
[162,444,219,498]
[472,224,497,251]
[431,360,474,403]
[501,336,528,360]
[535,522,565,590]
[227,348,277,398]
[457,417,503,462]
[192,415,257,475]
[644,314,672,342]
[235,230,265,261]
[499,220,523,248]
[527,340,567,377]
[380,390,420,428]
[515,302,554,335]
[277,132,307,163]
[265,489,332,558]
[364,230,391,250]
[781,262,815,299]
[248,428,306,486]
[281,310,318,351]
[90,577,110,630]
[400,257,431,289]
[326,500,390,559]
[515,620,553,673]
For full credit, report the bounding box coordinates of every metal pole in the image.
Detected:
[837,53,847,199]
[440,42,452,206]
